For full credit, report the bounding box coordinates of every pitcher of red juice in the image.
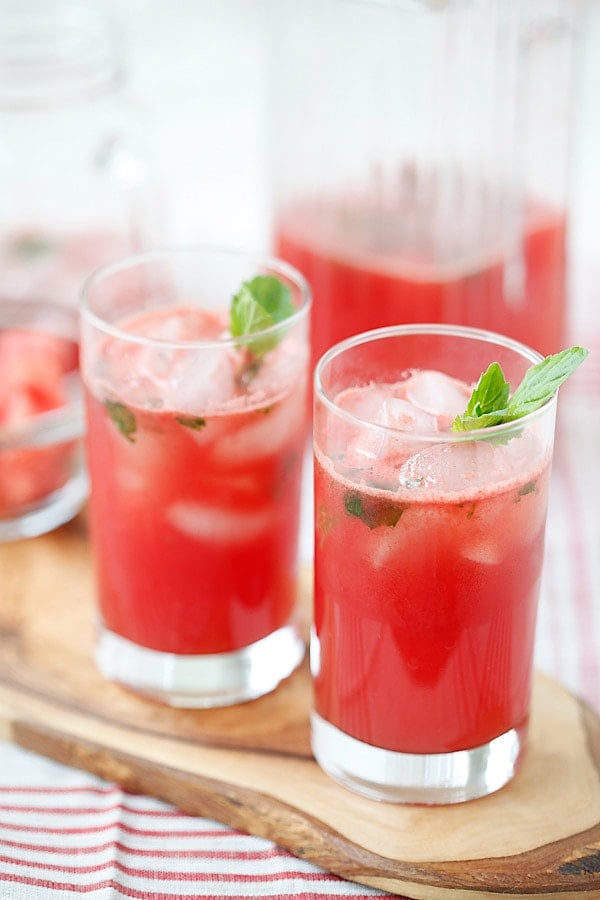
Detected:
[268,0,580,371]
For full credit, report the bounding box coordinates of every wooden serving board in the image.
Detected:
[1,518,600,900]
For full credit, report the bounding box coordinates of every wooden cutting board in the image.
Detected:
[0,517,599,900]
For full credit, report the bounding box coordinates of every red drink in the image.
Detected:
[85,332,306,656]
[314,440,550,755]
[312,325,557,802]
[276,199,566,372]
[81,248,311,707]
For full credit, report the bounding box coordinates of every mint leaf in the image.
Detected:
[104,400,137,442]
[518,480,537,497]
[242,275,295,324]
[465,362,510,418]
[344,490,405,529]
[505,346,589,420]
[452,346,588,433]
[230,284,274,349]
[230,275,294,360]
[453,362,509,431]
[176,415,206,430]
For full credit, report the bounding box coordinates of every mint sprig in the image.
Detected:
[230,275,295,384]
[231,275,295,356]
[452,346,588,433]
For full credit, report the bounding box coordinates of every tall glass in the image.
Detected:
[269,0,580,372]
[313,325,557,803]
[80,248,311,707]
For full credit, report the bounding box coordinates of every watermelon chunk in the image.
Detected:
[0,328,79,514]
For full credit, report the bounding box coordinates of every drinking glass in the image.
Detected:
[80,247,311,707]
[312,324,557,803]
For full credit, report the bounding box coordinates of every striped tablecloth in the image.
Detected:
[0,285,598,899]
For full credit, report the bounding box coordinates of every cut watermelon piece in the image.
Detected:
[0,327,80,515]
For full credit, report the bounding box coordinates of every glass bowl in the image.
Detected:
[0,299,87,541]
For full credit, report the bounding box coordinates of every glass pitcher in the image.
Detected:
[268,0,581,371]
[0,0,159,313]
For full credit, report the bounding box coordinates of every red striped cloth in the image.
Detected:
[1,274,598,899]
[0,769,388,897]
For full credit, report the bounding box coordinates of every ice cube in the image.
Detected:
[346,397,437,468]
[403,370,471,429]
[249,335,308,399]
[336,383,396,423]
[167,501,272,543]
[212,390,305,463]
[166,347,237,413]
[461,538,504,566]
[100,307,236,411]
[127,306,225,342]
[111,420,171,496]
[377,398,438,433]
[398,441,498,495]
[366,505,443,571]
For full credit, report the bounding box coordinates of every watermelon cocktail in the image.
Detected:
[312,325,581,803]
[80,248,310,707]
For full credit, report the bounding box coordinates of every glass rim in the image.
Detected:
[314,322,555,443]
[80,245,312,350]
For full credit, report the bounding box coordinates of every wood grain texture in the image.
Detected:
[1,519,600,899]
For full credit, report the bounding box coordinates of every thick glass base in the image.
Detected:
[311,712,525,804]
[96,621,305,708]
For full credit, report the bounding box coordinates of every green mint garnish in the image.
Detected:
[344,490,405,529]
[452,346,588,433]
[104,400,137,443]
[230,275,295,383]
[176,415,206,430]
